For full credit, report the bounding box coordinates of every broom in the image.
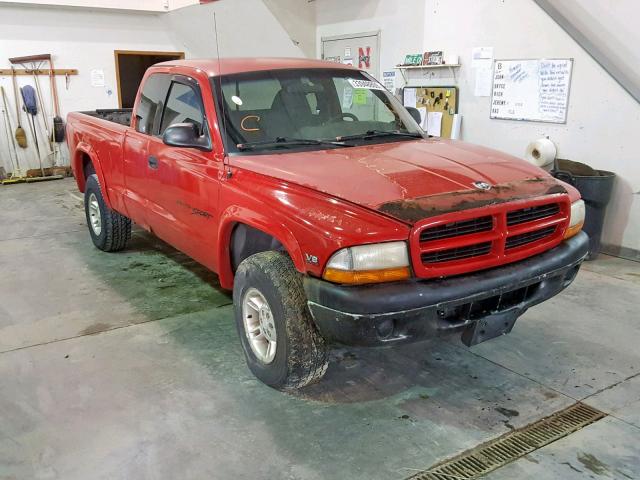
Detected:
[49,57,65,143]
[11,67,27,148]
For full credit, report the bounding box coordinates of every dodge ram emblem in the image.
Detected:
[473,181,492,191]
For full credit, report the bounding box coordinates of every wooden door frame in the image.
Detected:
[114,50,185,108]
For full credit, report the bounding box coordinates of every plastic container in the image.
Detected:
[551,159,615,260]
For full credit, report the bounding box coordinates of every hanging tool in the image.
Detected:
[11,67,27,149]
[9,54,54,154]
[49,56,65,143]
[0,86,26,184]
[20,85,44,177]
[18,85,63,183]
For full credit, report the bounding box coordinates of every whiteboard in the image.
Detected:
[490,58,573,123]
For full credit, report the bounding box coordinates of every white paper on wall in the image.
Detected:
[474,66,493,96]
[427,111,443,137]
[90,69,105,87]
[403,88,417,107]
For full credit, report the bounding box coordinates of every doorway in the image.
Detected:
[321,31,380,79]
[115,50,185,108]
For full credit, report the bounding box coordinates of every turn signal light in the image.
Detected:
[323,266,411,285]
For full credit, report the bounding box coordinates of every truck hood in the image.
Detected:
[230,139,566,224]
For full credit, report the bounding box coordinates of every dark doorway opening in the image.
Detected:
[115,50,185,108]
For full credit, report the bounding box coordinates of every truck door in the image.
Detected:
[122,73,170,229]
[145,75,222,269]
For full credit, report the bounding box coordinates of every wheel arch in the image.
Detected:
[217,209,306,290]
[72,144,112,208]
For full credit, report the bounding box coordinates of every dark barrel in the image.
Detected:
[551,159,615,260]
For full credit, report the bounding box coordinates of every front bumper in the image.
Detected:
[304,232,589,347]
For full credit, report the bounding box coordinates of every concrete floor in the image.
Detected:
[1,178,639,480]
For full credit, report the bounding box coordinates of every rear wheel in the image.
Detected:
[84,174,131,252]
[233,251,328,390]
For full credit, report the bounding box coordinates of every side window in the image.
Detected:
[135,74,169,134]
[159,82,205,135]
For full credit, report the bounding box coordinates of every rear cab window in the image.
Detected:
[135,73,170,134]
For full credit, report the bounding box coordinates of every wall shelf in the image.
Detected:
[395,64,461,82]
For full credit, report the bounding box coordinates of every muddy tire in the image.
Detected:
[84,174,131,252]
[233,251,329,390]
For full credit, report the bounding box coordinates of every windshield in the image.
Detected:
[212,68,425,153]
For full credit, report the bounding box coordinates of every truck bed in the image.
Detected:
[79,108,132,127]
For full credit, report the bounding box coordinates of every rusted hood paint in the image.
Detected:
[377,177,567,223]
[231,139,572,224]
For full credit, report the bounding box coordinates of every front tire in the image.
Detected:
[233,251,329,390]
[84,174,131,252]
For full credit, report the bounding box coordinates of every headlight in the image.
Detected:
[564,199,585,239]
[323,241,410,284]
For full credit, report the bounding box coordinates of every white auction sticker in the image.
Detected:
[347,78,385,91]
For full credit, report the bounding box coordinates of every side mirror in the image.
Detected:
[162,123,211,151]
[406,107,422,125]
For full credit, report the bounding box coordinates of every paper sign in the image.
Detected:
[474,66,493,96]
[91,69,105,87]
[472,47,493,68]
[353,88,368,105]
[403,88,417,107]
[342,86,353,109]
[347,78,384,90]
[382,71,396,91]
[417,106,427,129]
[427,111,443,137]
[344,47,351,58]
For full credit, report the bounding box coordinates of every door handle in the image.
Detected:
[148,155,158,169]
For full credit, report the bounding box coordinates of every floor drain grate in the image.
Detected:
[407,403,606,480]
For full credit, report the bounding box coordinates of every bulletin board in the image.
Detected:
[490,58,573,123]
[403,86,459,138]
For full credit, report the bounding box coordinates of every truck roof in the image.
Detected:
[154,57,356,77]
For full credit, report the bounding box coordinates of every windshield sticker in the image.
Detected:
[353,89,368,105]
[342,87,353,109]
[347,78,385,91]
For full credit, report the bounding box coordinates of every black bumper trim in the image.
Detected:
[304,232,589,347]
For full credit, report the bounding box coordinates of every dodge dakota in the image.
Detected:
[67,58,588,389]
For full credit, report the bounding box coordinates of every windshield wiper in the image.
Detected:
[336,130,424,142]
[237,137,353,151]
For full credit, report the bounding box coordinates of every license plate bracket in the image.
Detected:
[461,308,521,346]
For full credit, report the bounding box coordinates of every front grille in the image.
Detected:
[506,226,556,249]
[420,216,493,242]
[421,242,492,264]
[507,203,560,226]
[412,198,569,279]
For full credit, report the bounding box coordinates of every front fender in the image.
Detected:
[217,207,304,290]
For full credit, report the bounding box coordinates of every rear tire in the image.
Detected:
[233,251,329,390]
[84,174,131,252]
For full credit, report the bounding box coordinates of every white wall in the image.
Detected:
[419,0,640,256]
[263,0,317,58]
[163,0,308,59]
[0,4,179,171]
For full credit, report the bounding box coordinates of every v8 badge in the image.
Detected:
[305,253,319,265]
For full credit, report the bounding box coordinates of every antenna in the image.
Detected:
[213,12,232,179]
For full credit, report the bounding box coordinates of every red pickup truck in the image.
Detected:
[67,58,588,390]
